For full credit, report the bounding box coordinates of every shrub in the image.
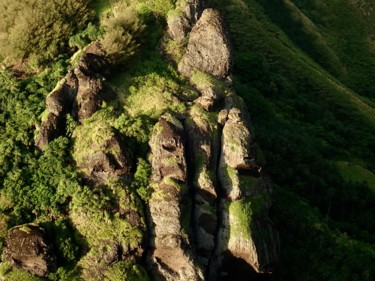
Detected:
[100,4,145,64]
[0,0,94,67]
[69,23,103,50]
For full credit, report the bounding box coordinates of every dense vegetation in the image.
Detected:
[0,0,374,280]
[0,0,94,70]
[210,0,375,279]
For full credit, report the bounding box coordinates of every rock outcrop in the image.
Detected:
[35,52,115,149]
[179,9,232,77]
[185,105,220,268]
[167,12,191,42]
[3,224,56,277]
[167,0,203,42]
[176,6,278,279]
[73,54,115,122]
[212,95,279,278]
[34,50,140,280]
[148,114,204,281]
[73,120,133,184]
[31,4,279,281]
[179,0,203,24]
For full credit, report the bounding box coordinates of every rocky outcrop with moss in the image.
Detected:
[35,52,115,149]
[3,225,56,277]
[148,115,204,281]
[178,9,232,77]
[4,2,278,281]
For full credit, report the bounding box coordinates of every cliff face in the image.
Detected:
[147,4,279,280]
[3,2,277,281]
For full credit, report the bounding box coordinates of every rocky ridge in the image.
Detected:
[34,48,142,279]
[3,2,278,280]
[148,3,279,280]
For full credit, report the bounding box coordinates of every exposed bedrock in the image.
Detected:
[179,8,232,78]
[35,52,115,149]
[211,96,279,279]
[185,105,220,268]
[180,0,203,24]
[167,0,204,42]
[3,224,56,277]
[148,114,204,281]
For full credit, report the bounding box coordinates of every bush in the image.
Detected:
[100,4,145,64]
[0,0,94,67]
[69,23,102,50]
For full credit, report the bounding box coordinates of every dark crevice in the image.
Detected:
[208,119,225,280]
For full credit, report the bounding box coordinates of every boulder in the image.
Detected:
[73,124,133,184]
[167,12,191,41]
[3,225,56,277]
[179,9,232,77]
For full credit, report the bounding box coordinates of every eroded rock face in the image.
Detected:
[148,114,204,281]
[73,54,115,122]
[35,112,66,149]
[167,13,191,42]
[3,225,56,277]
[211,96,279,277]
[73,124,133,184]
[35,52,115,149]
[185,106,220,267]
[179,0,203,24]
[179,9,232,77]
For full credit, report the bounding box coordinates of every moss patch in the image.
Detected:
[121,73,187,118]
[337,161,375,191]
[228,199,253,238]
[105,260,150,281]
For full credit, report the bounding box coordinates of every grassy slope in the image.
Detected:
[1,0,375,280]
[210,0,375,280]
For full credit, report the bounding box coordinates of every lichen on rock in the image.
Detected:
[3,224,56,277]
[148,114,204,281]
[179,8,232,78]
[35,52,115,150]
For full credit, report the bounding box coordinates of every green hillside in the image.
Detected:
[0,0,374,280]
[210,0,375,279]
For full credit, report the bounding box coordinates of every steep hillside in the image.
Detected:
[210,0,375,280]
[0,0,374,281]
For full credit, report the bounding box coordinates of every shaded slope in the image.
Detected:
[210,0,375,280]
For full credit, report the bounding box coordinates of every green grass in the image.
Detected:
[0,262,43,281]
[228,199,252,238]
[337,162,375,192]
[91,0,111,15]
[211,0,375,279]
